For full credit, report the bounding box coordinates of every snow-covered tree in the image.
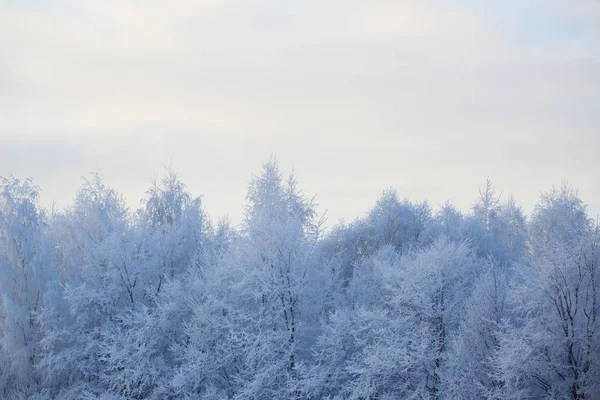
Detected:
[0,158,595,399]
[365,188,432,252]
[386,239,478,399]
[529,182,590,254]
[430,201,466,243]
[37,173,135,398]
[0,176,53,399]
[229,157,323,398]
[138,166,212,295]
[446,260,510,399]
[491,186,598,400]
[309,239,478,399]
[467,179,527,265]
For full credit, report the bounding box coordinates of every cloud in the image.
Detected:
[1,0,598,223]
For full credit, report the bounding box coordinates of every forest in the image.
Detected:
[0,157,598,400]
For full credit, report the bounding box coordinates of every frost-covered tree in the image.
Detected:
[386,239,478,399]
[0,158,596,400]
[309,240,477,399]
[228,157,323,398]
[170,255,242,399]
[446,260,510,399]
[305,306,400,400]
[529,182,590,254]
[317,188,432,298]
[365,188,432,252]
[0,176,53,399]
[467,179,527,265]
[430,201,466,242]
[37,173,135,398]
[139,166,211,295]
[96,169,213,399]
[345,244,394,310]
[493,189,599,400]
[473,178,502,233]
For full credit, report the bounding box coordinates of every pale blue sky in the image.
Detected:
[1,0,598,225]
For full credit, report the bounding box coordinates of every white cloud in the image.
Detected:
[0,0,598,224]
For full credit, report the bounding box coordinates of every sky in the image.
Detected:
[1,0,599,226]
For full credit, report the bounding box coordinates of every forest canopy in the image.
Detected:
[0,158,598,400]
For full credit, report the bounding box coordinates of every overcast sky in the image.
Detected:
[1,0,599,225]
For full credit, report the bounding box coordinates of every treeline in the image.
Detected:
[0,157,598,399]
